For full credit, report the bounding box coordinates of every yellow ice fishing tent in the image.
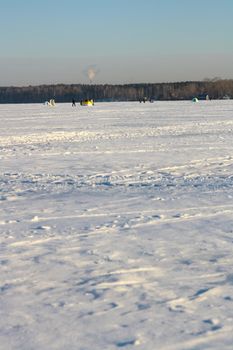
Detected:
[80,99,94,106]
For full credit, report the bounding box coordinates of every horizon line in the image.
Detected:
[1,78,233,88]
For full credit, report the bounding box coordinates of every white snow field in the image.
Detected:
[1,100,233,350]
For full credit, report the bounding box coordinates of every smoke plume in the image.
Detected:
[83,65,100,84]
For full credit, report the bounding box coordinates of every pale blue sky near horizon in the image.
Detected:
[0,0,233,85]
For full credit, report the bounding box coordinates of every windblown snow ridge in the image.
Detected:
[2,119,233,147]
[1,171,233,197]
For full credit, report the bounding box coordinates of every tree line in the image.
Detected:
[0,79,232,103]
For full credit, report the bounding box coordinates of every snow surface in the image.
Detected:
[1,100,233,350]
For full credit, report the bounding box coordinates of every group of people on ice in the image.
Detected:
[72,99,94,106]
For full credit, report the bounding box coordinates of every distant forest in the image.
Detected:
[0,79,233,103]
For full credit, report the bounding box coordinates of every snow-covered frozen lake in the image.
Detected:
[1,100,233,349]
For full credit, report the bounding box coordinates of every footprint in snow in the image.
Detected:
[116,339,140,347]
[34,225,51,231]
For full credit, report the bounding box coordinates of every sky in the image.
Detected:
[0,0,233,86]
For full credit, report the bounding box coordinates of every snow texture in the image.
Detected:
[1,100,233,350]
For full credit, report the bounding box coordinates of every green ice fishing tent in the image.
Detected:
[192,97,199,102]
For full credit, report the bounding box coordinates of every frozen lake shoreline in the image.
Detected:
[1,101,233,349]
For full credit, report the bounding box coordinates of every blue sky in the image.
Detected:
[0,0,233,85]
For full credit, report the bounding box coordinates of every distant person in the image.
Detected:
[72,99,76,107]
